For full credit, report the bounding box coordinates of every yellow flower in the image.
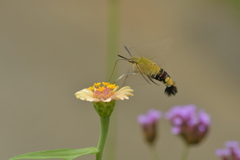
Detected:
[75,82,134,102]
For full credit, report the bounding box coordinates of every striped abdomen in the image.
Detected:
[151,68,177,96]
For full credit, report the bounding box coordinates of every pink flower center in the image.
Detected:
[94,88,114,100]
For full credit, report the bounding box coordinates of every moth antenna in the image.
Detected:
[118,55,129,60]
[124,46,133,57]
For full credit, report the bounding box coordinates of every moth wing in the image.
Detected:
[128,36,174,67]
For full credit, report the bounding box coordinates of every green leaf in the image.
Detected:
[9,147,99,160]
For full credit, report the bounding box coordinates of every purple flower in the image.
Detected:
[225,141,239,149]
[138,109,162,125]
[165,104,210,145]
[215,148,231,158]
[216,141,240,160]
[137,109,162,145]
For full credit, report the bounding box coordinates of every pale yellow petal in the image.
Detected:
[111,86,134,100]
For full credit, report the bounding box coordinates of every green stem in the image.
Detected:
[106,0,120,80]
[105,0,120,159]
[149,144,159,160]
[96,116,110,160]
[180,144,189,160]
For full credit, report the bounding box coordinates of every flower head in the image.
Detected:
[165,104,210,145]
[75,82,133,102]
[75,82,134,117]
[216,141,240,160]
[137,109,162,145]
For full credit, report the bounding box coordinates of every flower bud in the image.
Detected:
[137,109,162,145]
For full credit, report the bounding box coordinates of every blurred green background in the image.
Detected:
[1,1,240,160]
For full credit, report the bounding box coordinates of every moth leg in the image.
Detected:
[147,75,160,86]
[135,64,152,85]
[114,73,136,83]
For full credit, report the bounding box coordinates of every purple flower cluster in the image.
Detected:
[165,104,210,145]
[216,141,240,160]
[137,109,162,144]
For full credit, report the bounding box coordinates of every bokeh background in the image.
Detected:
[1,1,240,160]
